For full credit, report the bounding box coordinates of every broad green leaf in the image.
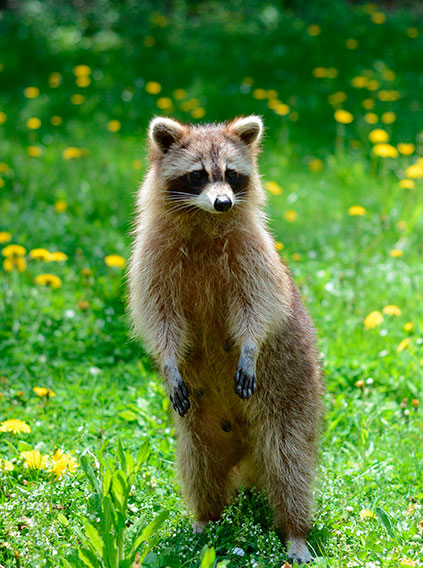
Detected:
[102,468,112,496]
[111,470,128,514]
[57,513,69,526]
[135,440,151,471]
[77,546,100,568]
[83,520,105,559]
[118,410,139,422]
[80,454,102,497]
[375,506,396,538]
[200,545,216,568]
[131,510,169,553]
[117,439,127,470]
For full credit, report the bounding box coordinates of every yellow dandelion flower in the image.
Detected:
[352,76,368,88]
[367,80,380,91]
[411,399,419,408]
[27,146,42,157]
[55,200,67,212]
[348,205,366,216]
[49,72,62,88]
[267,99,281,110]
[326,68,338,78]
[3,257,26,272]
[372,143,398,158]
[378,90,400,102]
[359,509,375,519]
[397,220,407,230]
[33,386,56,398]
[383,305,401,316]
[21,450,48,470]
[275,241,284,251]
[0,111,7,124]
[0,179,4,188]
[265,181,282,196]
[105,254,125,268]
[132,159,142,170]
[76,76,91,87]
[24,86,39,99]
[397,143,415,155]
[292,253,301,261]
[50,449,78,477]
[274,103,290,116]
[307,24,321,36]
[0,419,31,433]
[191,107,206,119]
[404,322,414,332]
[252,88,267,100]
[383,69,396,81]
[346,38,358,49]
[285,210,298,222]
[49,251,68,262]
[397,338,411,353]
[390,248,403,258]
[405,163,423,178]
[108,120,121,132]
[77,300,90,310]
[308,158,323,172]
[156,97,173,110]
[71,94,85,105]
[144,36,155,47]
[0,458,14,472]
[312,67,327,78]
[364,113,378,124]
[355,379,365,388]
[173,89,187,100]
[2,244,26,257]
[334,110,353,124]
[26,117,41,130]
[368,129,389,144]
[364,311,383,329]
[399,179,414,189]
[35,273,62,288]
[0,231,12,243]
[51,115,63,126]
[371,11,386,23]
[406,27,418,38]
[0,162,9,173]
[73,65,91,77]
[267,89,278,99]
[362,98,375,110]
[145,81,161,95]
[30,248,51,261]
[328,92,347,105]
[62,147,81,160]
[381,111,396,124]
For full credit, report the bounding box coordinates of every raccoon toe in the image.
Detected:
[234,367,255,400]
[287,538,314,565]
[170,380,190,416]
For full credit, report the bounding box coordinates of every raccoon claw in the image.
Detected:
[234,366,256,400]
[288,538,314,565]
[170,379,190,417]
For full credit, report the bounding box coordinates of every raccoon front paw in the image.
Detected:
[169,378,190,417]
[234,365,256,400]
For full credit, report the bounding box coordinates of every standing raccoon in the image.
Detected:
[128,116,324,564]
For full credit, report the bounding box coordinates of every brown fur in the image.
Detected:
[128,116,324,563]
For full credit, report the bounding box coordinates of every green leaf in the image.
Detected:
[131,510,169,554]
[80,454,102,498]
[118,410,139,422]
[216,562,230,568]
[17,440,33,452]
[58,513,69,526]
[200,545,216,568]
[102,468,112,496]
[375,506,396,538]
[111,470,128,514]
[77,546,100,568]
[135,440,151,471]
[117,439,127,470]
[83,520,105,559]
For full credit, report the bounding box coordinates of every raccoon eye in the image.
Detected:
[189,169,207,184]
[226,169,238,181]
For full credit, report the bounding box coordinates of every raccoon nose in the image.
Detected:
[214,195,233,212]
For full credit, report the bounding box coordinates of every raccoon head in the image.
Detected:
[148,116,263,214]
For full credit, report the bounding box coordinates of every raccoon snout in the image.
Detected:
[214,195,233,212]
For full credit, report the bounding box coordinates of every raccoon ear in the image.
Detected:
[149,117,186,153]
[229,116,263,146]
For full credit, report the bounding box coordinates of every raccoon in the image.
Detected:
[128,116,324,564]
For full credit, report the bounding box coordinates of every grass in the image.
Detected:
[1,1,423,566]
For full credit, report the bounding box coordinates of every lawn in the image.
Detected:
[1,1,423,566]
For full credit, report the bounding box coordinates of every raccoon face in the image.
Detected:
[149,116,263,213]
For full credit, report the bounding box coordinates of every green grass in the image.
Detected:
[1,1,423,566]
